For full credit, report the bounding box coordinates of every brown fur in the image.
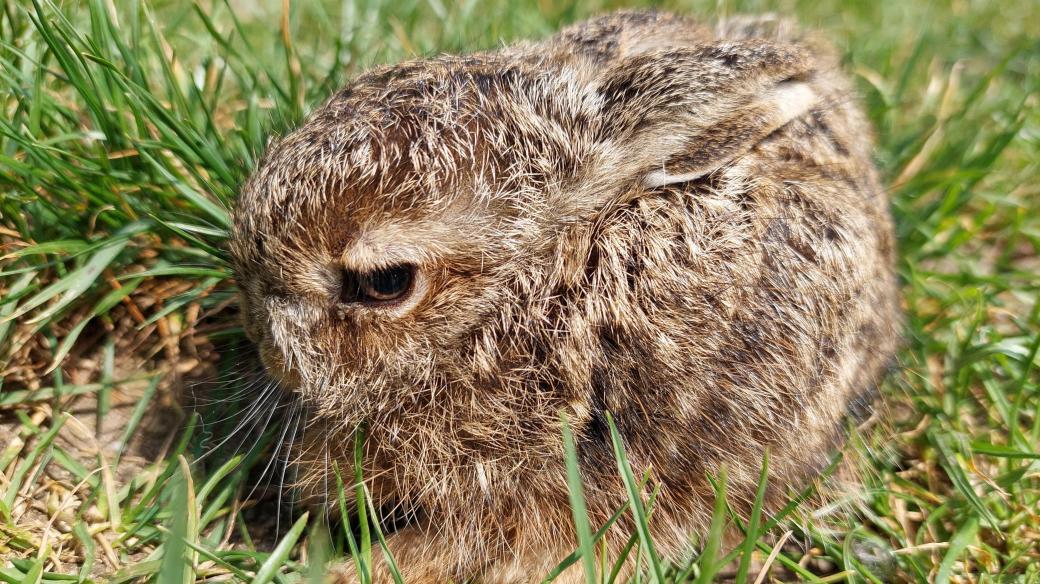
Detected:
[230,10,900,583]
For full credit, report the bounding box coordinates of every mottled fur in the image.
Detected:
[230,10,900,583]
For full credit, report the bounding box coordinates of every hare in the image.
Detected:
[230,10,900,583]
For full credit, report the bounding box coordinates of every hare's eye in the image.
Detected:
[342,264,415,305]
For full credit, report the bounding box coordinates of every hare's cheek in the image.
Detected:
[257,338,301,388]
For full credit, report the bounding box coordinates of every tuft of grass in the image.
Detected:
[1,0,1038,581]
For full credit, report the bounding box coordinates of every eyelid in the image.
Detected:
[341,232,425,272]
[339,219,451,275]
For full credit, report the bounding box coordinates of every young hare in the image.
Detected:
[231,10,900,583]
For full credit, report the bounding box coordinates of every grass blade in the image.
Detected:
[561,414,598,584]
[606,413,664,583]
[253,511,309,584]
[693,467,729,584]
[935,517,979,584]
[736,450,770,583]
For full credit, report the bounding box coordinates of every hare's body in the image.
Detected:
[231,11,900,583]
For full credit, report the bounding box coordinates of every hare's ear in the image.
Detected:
[593,41,817,188]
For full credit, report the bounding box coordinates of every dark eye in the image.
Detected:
[341,264,415,304]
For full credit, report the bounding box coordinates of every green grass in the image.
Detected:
[1,0,1038,581]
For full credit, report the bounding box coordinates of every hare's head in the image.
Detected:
[229,36,821,493]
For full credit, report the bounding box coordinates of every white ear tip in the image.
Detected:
[644,168,703,188]
[770,80,816,124]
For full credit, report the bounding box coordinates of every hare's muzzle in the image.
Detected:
[258,339,301,388]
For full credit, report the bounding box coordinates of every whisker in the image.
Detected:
[240,390,294,505]
[195,378,287,467]
[275,399,305,535]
